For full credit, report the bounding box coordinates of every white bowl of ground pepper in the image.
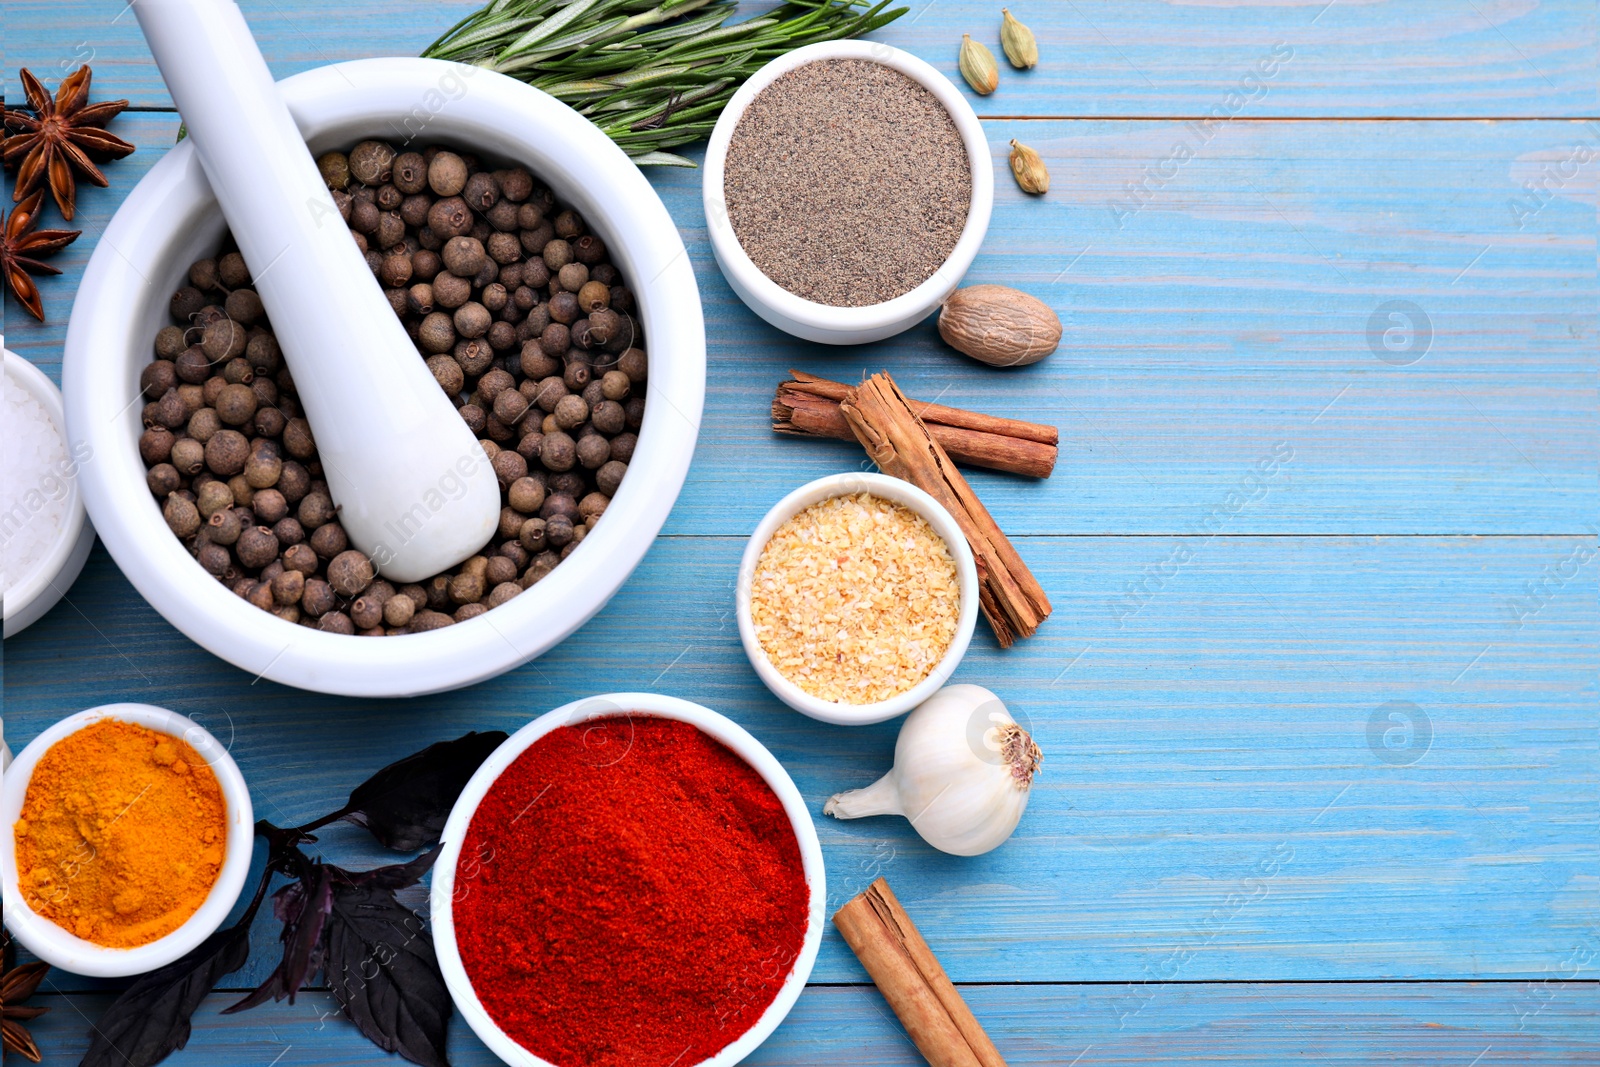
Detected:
[738,473,979,725]
[62,59,704,696]
[704,41,993,345]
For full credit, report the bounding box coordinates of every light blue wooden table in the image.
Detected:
[6,1,1598,1063]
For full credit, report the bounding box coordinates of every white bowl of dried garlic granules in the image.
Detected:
[737,473,978,725]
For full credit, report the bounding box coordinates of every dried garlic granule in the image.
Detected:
[750,492,961,704]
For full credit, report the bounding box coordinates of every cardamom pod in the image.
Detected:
[1009,139,1049,194]
[959,34,999,95]
[1000,8,1038,69]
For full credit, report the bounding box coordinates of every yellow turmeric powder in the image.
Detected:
[13,719,227,948]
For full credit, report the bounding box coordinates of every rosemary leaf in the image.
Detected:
[422,0,907,164]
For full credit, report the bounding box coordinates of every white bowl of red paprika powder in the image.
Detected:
[431,692,825,1067]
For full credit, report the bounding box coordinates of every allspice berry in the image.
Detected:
[188,407,222,443]
[215,383,258,426]
[310,521,349,560]
[147,463,181,497]
[142,360,178,400]
[575,433,609,470]
[508,476,545,514]
[301,577,336,617]
[428,151,469,197]
[419,311,457,354]
[562,359,591,393]
[319,611,356,635]
[577,280,611,313]
[491,449,528,487]
[139,426,176,465]
[448,570,485,604]
[591,399,625,436]
[205,430,250,476]
[207,507,243,546]
[284,543,319,575]
[541,239,573,271]
[383,594,416,627]
[154,388,188,429]
[428,196,473,240]
[443,236,487,278]
[454,302,492,339]
[348,140,396,185]
[252,487,289,524]
[427,354,465,394]
[485,582,521,609]
[225,288,265,325]
[219,252,250,288]
[272,568,306,606]
[596,459,628,496]
[236,525,280,569]
[540,431,576,472]
[327,550,375,598]
[432,271,472,309]
[202,318,247,362]
[546,514,575,549]
[197,542,231,576]
[493,388,530,426]
[196,479,235,519]
[557,262,589,293]
[244,446,283,490]
[283,418,317,459]
[164,492,201,538]
[298,490,336,529]
[617,347,647,384]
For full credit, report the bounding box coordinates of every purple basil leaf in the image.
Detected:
[224,864,334,1013]
[341,731,506,852]
[325,881,451,1067]
[79,920,251,1067]
[333,848,440,892]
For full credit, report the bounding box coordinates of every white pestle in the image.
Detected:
[133,0,501,584]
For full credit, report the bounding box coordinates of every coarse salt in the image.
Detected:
[2,363,74,596]
[750,493,961,704]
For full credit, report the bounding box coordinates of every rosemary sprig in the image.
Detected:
[423,0,907,166]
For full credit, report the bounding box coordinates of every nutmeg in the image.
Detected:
[936,284,1061,368]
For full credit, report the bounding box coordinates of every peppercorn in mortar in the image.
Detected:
[138,141,647,634]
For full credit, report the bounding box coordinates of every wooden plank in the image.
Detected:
[21,982,1600,1066]
[5,0,1594,117]
[8,116,1594,536]
[6,534,1595,986]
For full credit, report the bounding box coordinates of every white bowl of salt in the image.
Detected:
[2,348,95,638]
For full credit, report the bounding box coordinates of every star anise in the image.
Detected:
[2,189,82,321]
[2,930,51,1064]
[4,65,135,221]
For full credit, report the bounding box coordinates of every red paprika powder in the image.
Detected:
[454,715,810,1067]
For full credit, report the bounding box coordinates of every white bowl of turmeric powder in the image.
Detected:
[737,473,979,725]
[0,703,254,977]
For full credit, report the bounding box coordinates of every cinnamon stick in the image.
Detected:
[839,372,1051,647]
[833,878,1007,1067]
[774,371,1058,479]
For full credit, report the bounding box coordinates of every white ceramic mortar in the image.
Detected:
[62,59,705,697]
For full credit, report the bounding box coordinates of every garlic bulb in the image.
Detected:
[823,684,1041,856]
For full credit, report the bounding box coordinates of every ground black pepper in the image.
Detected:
[723,59,971,307]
